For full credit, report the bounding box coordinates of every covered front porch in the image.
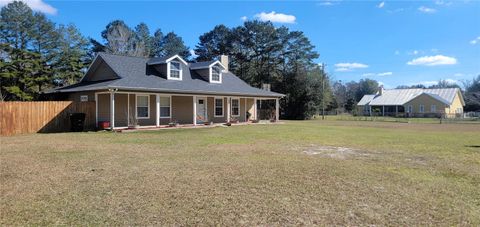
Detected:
[369,105,405,117]
[95,91,280,130]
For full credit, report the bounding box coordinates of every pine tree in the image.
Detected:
[160,32,191,60]
[54,24,91,86]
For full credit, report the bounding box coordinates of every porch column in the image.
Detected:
[193,96,197,125]
[110,92,115,130]
[95,93,98,127]
[244,98,247,122]
[369,105,372,116]
[382,106,385,116]
[254,98,257,120]
[395,105,398,117]
[227,97,231,122]
[275,98,279,121]
[156,94,160,127]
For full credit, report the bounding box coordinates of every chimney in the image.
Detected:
[220,55,229,71]
[378,85,384,95]
[261,83,271,91]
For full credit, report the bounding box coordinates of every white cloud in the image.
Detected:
[377,72,393,76]
[254,11,296,24]
[470,36,480,45]
[335,62,368,72]
[435,0,452,6]
[316,0,341,6]
[377,1,385,8]
[444,78,458,84]
[407,55,457,66]
[415,79,458,86]
[415,81,438,86]
[418,6,437,13]
[0,0,57,15]
[362,72,393,77]
[240,16,248,21]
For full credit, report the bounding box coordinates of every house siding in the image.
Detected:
[114,94,128,127]
[68,91,96,102]
[84,61,118,81]
[97,93,110,122]
[404,93,446,114]
[172,95,193,124]
[239,98,246,122]
[445,92,464,115]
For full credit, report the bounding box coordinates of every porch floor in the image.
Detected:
[112,121,282,133]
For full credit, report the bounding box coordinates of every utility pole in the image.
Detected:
[321,63,326,120]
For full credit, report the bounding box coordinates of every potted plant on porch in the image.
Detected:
[168,119,178,127]
[229,117,239,124]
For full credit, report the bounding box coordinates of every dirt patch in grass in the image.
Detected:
[298,145,373,160]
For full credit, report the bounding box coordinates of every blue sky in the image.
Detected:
[3,0,479,88]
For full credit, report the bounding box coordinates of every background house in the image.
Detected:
[357,86,465,118]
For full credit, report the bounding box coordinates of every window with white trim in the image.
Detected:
[169,61,181,79]
[231,98,240,116]
[431,105,436,113]
[214,98,223,117]
[419,105,425,113]
[211,65,221,82]
[407,105,413,113]
[160,96,171,118]
[136,95,149,119]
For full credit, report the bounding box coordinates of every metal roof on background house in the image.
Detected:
[359,88,462,106]
[357,95,376,106]
[51,53,283,98]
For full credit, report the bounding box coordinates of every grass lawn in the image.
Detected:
[1,120,479,225]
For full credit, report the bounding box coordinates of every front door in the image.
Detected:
[196,98,207,123]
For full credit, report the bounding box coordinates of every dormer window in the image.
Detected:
[209,65,222,83]
[168,61,182,80]
[211,66,221,82]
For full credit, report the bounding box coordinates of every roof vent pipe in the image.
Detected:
[378,85,384,95]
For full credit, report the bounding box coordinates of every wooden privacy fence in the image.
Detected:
[0,101,96,136]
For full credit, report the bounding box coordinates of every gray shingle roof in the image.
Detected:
[359,88,462,106]
[146,54,175,65]
[189,60,217,69]
[54,53,283,98]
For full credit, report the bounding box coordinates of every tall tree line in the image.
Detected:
[0,1,90,101]
[331,79,379,113]
[91,20,191,59]
[195,21,334,119]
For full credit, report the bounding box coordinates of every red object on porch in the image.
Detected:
[98,121,110,129]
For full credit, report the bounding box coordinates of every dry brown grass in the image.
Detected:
[1,120,479,225]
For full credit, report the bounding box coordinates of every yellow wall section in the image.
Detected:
[445,91,464,114]
[403,93,447,113]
